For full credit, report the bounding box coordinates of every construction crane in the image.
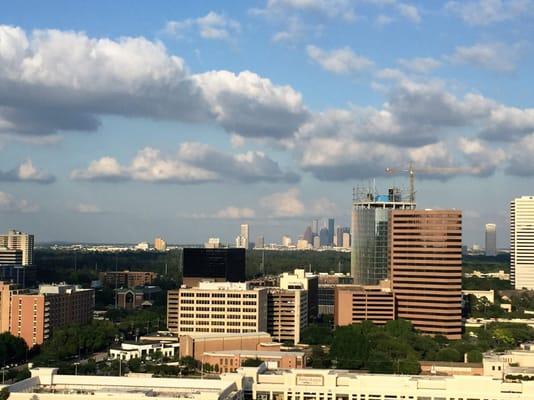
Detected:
[385,162,463,204]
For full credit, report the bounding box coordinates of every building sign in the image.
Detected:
[296,374,324,386]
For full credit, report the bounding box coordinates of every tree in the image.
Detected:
[435,348,462,362]
[310,346,331,369]
[466,350,483,363]
[128,357,142,373]
[0,387,10,400]
[301,324,333,345]
[0,332,28,366]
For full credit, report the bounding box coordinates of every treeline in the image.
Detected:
[303,319,534,374]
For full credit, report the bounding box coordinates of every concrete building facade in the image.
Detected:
[279,269,318,321]
[167,282,267,336]
[485,223,497,256]
[0,230,34,266]
[389,209,463,339]
[511,196,534,289]
[267,289,307,344]
[100,271,158,288]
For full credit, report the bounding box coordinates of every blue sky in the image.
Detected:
[1,0,533,246]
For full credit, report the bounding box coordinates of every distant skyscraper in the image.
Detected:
[335,226,343,247]
[303,226,313,244]
[205,237,221,248]
[511,196,534,289]
[342,232,351,249]
[485,223,497,256]
[282,235,292,247]
[0,230,34,266]
[328,218,335,245]
[255,236,265,249]
[236,224,250,249]
[312,219,319,235]
[319,228,329,247]
[313,236,321,249]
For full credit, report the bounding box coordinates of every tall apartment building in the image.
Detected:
[0,230,34,266]
[511,196,534,289]
[167,281,267,336]
[154,237,167,252]
[334,281,395,326]
[267,288,308,344]
[279,269,318,321]
[485,223,497,257]
[351,187,415,285]
[389,210,462,339]
[99,271,158,288]
[0,283,94,347]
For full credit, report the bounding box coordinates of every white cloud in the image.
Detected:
[0,191,38,213]
[445,0,533,25]
[375,14,394,26]
[0,159,55,183]
[397,3,421,23]
[506,134,534,176]
[74,203,102,214]
[306,45,374,75]
[214,207,256,219]
[251,0,357,21]
[448,42,519,72]
[72,143,299,184]
[271,16,309,44]
[0,25,308,141]
[397,57,441,74]
[259,188,339,218]
[164,11,241,41]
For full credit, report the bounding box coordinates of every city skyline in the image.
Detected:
[1,1,533,245]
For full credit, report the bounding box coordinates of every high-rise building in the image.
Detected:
[485,223,497,257]
[267,288,308,344]
[351,187,415,285]
[205,237,221,248]
[312,219,319,235]
[154,237,167,252]
[182,248,246,287]
[342,232,351,249]
[99,271,158,288]
[279,269,319,321]
[236,224,250,249]
[255,236,265,249]
[511,196,534,289]
[166,281,267,335]
[0,249,22,265]
[0,230,34,266]
[389,209,462,340]
[334,226,343,247]
[303,226,313,244]
[282,235,292,247]
[319,228,329,247]
[328,218,335,245]
[1,283,94,347]
[313,236,320,249]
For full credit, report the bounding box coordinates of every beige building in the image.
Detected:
[334,281,395,326]
[389,209,463,339]
[279,269,318,320]
[179,331,273,360]
[100,271,158,288]
[154,237,167,252]
[0,230,34,266]
[203,349,305,372]
[267,289,307,344]
[167,281,267,335]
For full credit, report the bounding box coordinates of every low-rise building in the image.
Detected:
[203,350,305,372]
[115,286,162,310]
[484,348,534,378]
[100,271,158,288]
[109,341,180,361]
[419,361,484,376]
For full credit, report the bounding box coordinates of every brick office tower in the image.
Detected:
[389,210,462,340]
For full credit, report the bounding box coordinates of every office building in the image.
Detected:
[485,223,497,256]
[312,236,320,249]
[342,232,351,249]
[327,218,335,245]
[319,227,329,247]
[0,249,22,265]
[281,235,292,247]
[182,248,246,287]
[203,349,306,372]
[279,269,319,321]
[114,286,162,310]
[109,340,180,361]
[303,226,313,244]
[311,219,319,235]
[236,224,250,249]
[179,331,273,360]
[154,237,167,251]
[205,237,221,248]
[296,239,310,250]
[334,226,343,247]
[511,196,534,289]
[0,230,34,266]
[1,283,94,347]
[334,281,395,326]
[255,236,265,249]
[351,186,415,285]
[389,209,463,339]
[318,273,353,315]
[99,270,158,288]
[267,288,308,344]
[166,281,267,335]
[135,241,149,251]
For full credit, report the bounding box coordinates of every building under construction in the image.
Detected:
[350,184,415,285]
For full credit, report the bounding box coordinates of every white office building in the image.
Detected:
[511,196,534,289]
[485,223,497,256]
[0,230,34,266]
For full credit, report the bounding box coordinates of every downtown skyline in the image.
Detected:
[1,1,534,245]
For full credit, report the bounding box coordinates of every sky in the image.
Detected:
[0,0,533,246]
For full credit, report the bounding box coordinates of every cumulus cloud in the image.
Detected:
[259,187,337,218]
[445,0,533,25]
[306,45,374,75]
[214,206,256,219]
[164,12,241,41]
[506,134,534,176]
[0,25,308,141]
[251,0,357,21]
[397,57,441,74]
[0,191,38,213]
[0,159,55,183]
[71,143,299,184]
[397,3,421,23]
[448,42,520,72]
